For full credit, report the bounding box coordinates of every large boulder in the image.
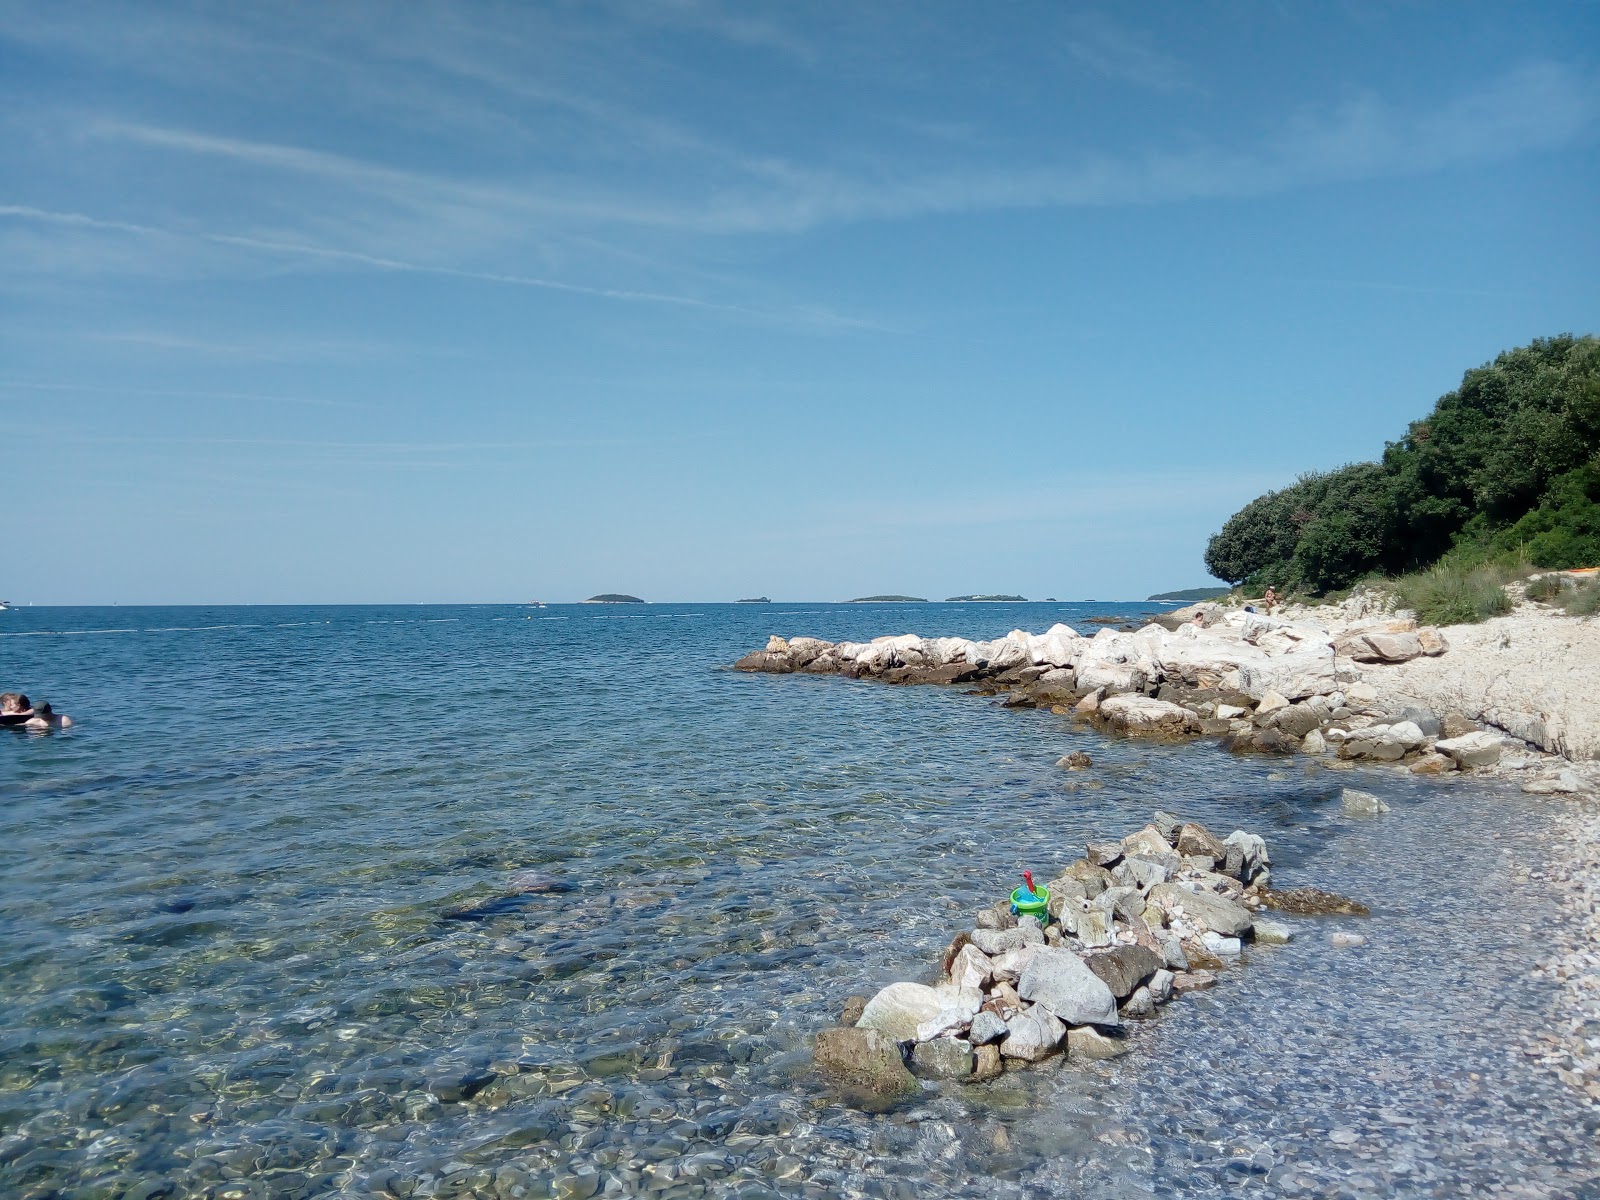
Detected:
[1148,883,1254,937]
[948,944,994,990]
[1174,823,1226,860]
[1237,649,1355,701]
[1270,702,1324,739]
[1016,946,1121,1026]
[856,982,943,1042]
[1028,624,1082,668]
[999,1006,1066,1062]
[1222,831,1270,884]
[1098,695,1202,738]
[1435,730,1506,768]
[814,1027,919,1103]
[1082,944,1164,1000]
[1338,720,1427,762]
[1066,1026,1129,1060]
[1336,631,1423,664]
[910,1038,974,1080]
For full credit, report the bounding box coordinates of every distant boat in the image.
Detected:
[0,600,11,611]
[529,601,547,608]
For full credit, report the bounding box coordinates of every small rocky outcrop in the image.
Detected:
[813,1027,920,1105]
[813,815,1336,1103]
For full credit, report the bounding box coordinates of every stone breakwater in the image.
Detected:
[734,603,1599,795]
[811,813,1353,1103]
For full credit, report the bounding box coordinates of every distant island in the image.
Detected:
[945,594,1028,603]
[737,597,771,604]
[1147,587,1231,603]
[846,595,929,603]
[583,594,645,604]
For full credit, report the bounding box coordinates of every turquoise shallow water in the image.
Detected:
[2,602,1596,1199]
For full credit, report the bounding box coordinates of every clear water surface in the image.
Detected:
[2,602,1595,1199]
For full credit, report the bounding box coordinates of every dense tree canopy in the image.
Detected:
[1205,335,1600,592]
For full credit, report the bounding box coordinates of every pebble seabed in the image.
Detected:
[5,631,1600,1199]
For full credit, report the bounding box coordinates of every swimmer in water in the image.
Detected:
[1,692,73,730]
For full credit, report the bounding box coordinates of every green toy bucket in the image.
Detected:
[1010,884,1050,920]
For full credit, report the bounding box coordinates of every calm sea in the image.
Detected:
[2,602,1595,1198]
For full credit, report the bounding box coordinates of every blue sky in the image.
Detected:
[3,1,1596,604]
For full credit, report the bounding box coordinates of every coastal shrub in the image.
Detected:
[1203,463,1393,590]
[1525,574,1566,603]
[1560,580,1600,617]
[1206,335,1600,595]
[1491,462,1600,569]
[1391,561,1516,626]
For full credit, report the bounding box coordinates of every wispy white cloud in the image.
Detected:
[78,59,1598,240]
[1060,13,1196,93]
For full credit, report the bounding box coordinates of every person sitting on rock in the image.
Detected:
[1262,586,1279,613]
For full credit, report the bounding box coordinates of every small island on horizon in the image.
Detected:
[583,594,645,604]
[846,595,929,603]
[1147,587,1231,603]
[945,594,1028,602]
[737,597,771,604]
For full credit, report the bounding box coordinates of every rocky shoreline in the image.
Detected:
[734,598,1600,1108]
[812,811,1372,1105]
[733,598,1600,794]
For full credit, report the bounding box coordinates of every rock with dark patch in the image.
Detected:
[1017,946,1120,1026]
[975,903,1017,931]
[1261,886,1371,917]
[1151,811,1183,843]
[999,1006,1066,1062]
[733,649,794,673]
[1271,703,1324,739]
[1067,1026,1131,1058]
[1058,750,1094,770]
[971,927,1030,956]
[940,931,974,976]
[1147,969,1175,1004]
[814,1027,920,1104]
[1222,831,1270,885]
[1085,840,1123,867]
[1082,944,1164,1000]
[967,1010,1008,1046]
[426,1067,497,1103]
[1149,883,1254,936]
[1120,986,1155,1018]
[948,943,993,990]
[971,1043,1003,1081]
[1171,969,1217,993]
[1045,876,1089,917]
[885,663,986,686]
[1090,885,1146,922]
[507,870,573,895]
[1174,823,1226,861]
[910,1038,974,1080]
[856,982,945,1042]
[1061,859,1112,896]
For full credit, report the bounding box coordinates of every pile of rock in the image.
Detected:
[814,813,1299,1103]
[734,616,1521,775]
